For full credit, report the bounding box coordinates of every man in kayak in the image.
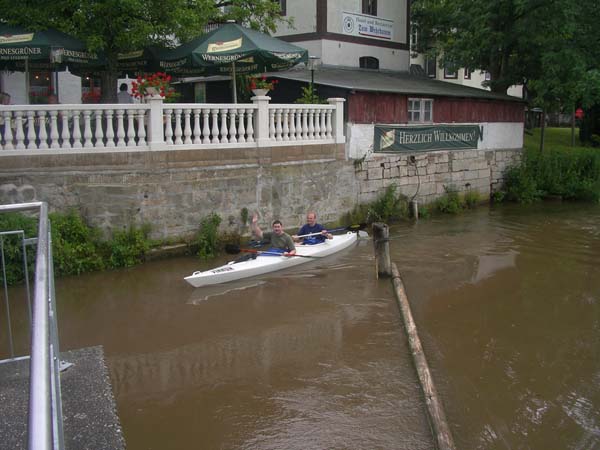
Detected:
[293,211,333,245]
[251,213,296,256]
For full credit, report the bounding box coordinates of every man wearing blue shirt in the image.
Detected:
[294,211,333,245]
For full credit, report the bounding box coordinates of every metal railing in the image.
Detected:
[0,202,67,450]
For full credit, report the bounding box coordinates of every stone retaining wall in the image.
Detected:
[0,144,356,239]
[356,148,521,204]
[0,144,521,240]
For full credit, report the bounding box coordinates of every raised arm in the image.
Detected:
[250,212,263,239]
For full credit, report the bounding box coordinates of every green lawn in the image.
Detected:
[523,126,596,152]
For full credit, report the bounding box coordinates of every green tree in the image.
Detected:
[0,0,288,102]
[411,0,589,94]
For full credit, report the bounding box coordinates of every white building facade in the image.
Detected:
[274,0,410,71]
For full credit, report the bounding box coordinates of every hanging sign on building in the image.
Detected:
[342,12,393,41]
[374,124,483,152]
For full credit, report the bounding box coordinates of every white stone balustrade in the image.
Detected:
[0,96,345,152]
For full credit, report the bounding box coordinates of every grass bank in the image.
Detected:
[498,128,600,203]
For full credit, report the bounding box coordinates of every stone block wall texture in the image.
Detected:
[0,145,521,240]
[0,144,356,239]
[355,148,522,205]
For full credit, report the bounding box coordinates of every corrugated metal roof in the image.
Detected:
[269,66,523,102]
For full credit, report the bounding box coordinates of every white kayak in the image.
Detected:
[184,231,358,288]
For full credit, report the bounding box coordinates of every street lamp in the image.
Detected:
[308,55,320,102]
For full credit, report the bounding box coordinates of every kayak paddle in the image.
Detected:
[296,223,367,238]
[224,244,320,258]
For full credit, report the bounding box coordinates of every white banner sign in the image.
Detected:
[342,12,393,40]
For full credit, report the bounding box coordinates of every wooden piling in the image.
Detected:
[391,263,457,450]
[372,222,392,278]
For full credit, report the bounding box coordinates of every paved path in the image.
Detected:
[0,346,125,450]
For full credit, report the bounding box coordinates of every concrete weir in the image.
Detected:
[0,346,125,450]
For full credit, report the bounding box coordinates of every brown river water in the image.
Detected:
[2,202,600,449]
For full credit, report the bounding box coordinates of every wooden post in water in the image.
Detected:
[372,222,392,278]
[391,263,457,450]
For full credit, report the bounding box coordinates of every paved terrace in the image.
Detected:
[0,346,125,450]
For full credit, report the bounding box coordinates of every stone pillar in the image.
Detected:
[327,97,346,144]
[252,95,271,147]
[146,95,164,149]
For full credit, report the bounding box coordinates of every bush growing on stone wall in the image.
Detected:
[195,213,222,260]
[0,210,154,285]
[0,212,38,285]
[107,224,152,268]
[434,186,464,214]
[50,210,105,275]
[340,185,410,225]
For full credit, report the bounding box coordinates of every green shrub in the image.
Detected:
[0,212,38,285]
[196,213,222,259]
[434,186,463,214]
[294,86,327,104]
[463,190,480,209]
[340,185,409,225]
[108,224,152,268]
[50,211,105,276]
[498,128,600,203]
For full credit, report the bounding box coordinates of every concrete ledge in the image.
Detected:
[0,346,125,450]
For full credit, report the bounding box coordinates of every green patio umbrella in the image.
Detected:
[0,24,100,100]
[157,22,308,102]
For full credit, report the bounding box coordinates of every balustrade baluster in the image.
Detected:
[37,111,48,149]
[320,109,327,139]
[72,113,82,149]
[49,110,60,148]
[301,108,308,140]
[126,109,137,146]
[275,109,283,141]
[26,111,36,149]
[308,109,315,140]
[269,108,275,139]
[295,108,303,140]
[246,108,255,142]
[237,110,246,143]
[182,109,192,144]
[104,110,115,147]
[202,109,211,144]
[164,109,173,144]
[115,109,126,147]
[192,109,202,144]
[94,111,104,148]
[136,110,146,146]
[219,109,229,143]
[173,109,183,144]
[282,108,289,141]
[326,108,333,139]
[313,109,321,140]
[211,109,219,143]
[288,109,296,141]
[229,109,237,143]
[3,112,14,150]
[61,111,71,149]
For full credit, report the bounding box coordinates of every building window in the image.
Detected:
[360,56,379,69]
[272,0,286,16]
[464,68,471,79]
[444,66,457,79]
[484,71,491,81]
[362,0,377,16]
[408,98,433,123]
[425,57,436,78]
